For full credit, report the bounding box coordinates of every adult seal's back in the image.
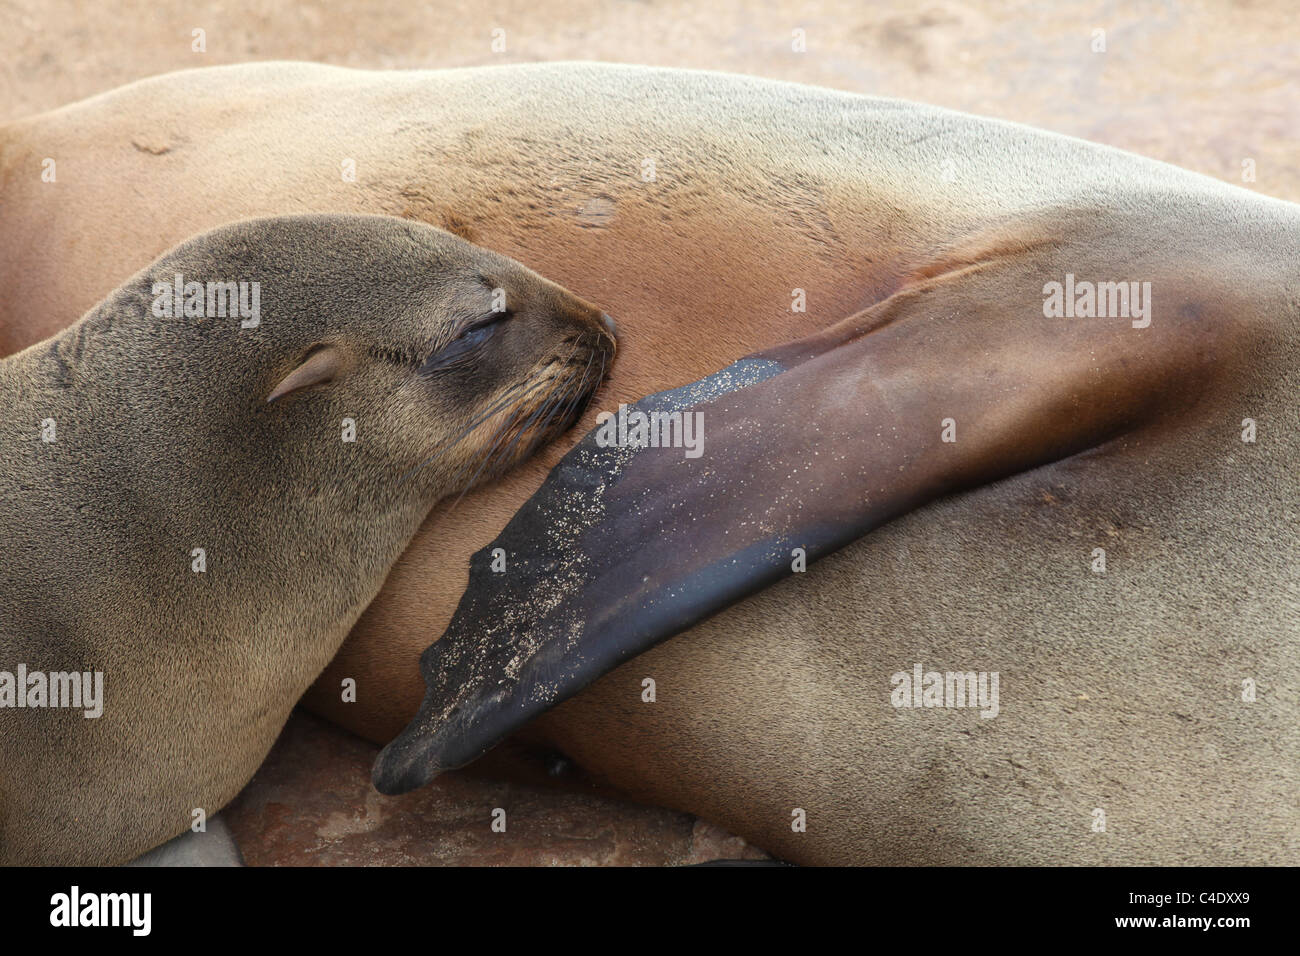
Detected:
[0,213,615,865]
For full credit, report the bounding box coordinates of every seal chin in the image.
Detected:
[483,336,614,475]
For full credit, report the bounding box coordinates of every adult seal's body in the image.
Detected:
[0,213,614,865]
[2,63,1297,864]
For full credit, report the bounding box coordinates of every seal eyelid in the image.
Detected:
[266,344,346,403]
[455,311,511,343]
[419,313,510,375]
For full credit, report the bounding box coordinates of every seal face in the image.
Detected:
[0,214,614,865]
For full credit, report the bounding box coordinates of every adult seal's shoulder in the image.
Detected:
[0,213,614,865]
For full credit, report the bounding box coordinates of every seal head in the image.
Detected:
[0,213,614,865]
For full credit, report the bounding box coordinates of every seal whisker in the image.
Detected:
[439,357,578,495]
[489,367,582,469]
[452,369,576,499]
[558,350,601,427]
[395,377,548,487]
[449,357,593,504]
[398,382,530,481]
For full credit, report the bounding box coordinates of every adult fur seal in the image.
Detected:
[380,205,1300,866]
[2,62,1297,864]
[0,213,614,866]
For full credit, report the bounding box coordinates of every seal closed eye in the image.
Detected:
[420,312,511,373]
[0,213,615,866]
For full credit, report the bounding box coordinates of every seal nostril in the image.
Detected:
[600,312,618,340]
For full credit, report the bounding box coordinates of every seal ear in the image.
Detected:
[373,230,1243,795]
[267,345,345,403]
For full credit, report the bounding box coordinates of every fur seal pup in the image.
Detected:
[0,213,614,866]
[3,63,1297,863]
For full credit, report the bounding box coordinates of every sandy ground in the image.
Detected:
[3,0,1297,865]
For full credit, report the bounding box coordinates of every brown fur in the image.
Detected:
[1,62,1296,863]
[0,213,612,864]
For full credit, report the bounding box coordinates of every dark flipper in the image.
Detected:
[374,229,1239,795]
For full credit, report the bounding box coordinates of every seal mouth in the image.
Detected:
[454,333,614,491]
[398,314,614,492]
